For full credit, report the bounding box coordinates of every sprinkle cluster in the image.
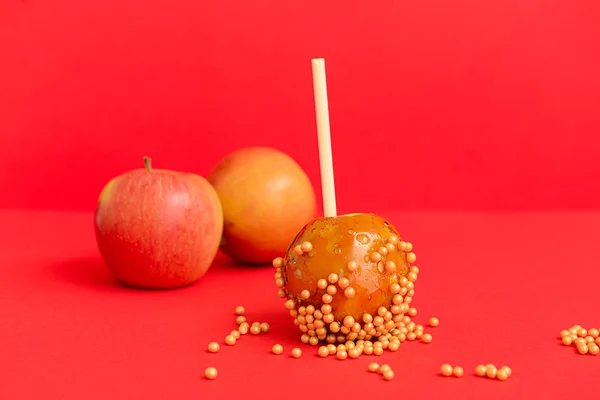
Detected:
[560,325,600,355]
[204,306,272,380]
[368,363,395,381]
[474,364,512,381]
[272,234,431,357]
[440,364,464,377]
[439,363,511,381]
[270,344,304,358]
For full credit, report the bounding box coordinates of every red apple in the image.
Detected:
[207,147,317,265]
[94,157,223,289]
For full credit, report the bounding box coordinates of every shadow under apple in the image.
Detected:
[49,256,122,291]
[210,250,273,271]
[50,249,274,294]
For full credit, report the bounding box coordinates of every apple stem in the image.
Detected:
[143,157,153,172]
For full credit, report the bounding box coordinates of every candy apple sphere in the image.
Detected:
[280,213,412,321]
[94,157,224,289]
[207,147,317,265]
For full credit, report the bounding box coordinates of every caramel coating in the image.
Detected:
[235,306,245,315]
[281,214,411,321]
[453,366,464,377]
[273,213,425,354]
[207,342,220,353]
[429,317,439,327]
[204,367,218,380]
[292,348,302,358]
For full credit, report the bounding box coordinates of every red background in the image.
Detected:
[1,0,599,212]
[2,1,600,399]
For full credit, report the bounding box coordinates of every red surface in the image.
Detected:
[1,209,599,399]
[2,1,600,399]
[1,0,600,212]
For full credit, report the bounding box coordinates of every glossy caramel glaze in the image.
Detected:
[282,213,411,320]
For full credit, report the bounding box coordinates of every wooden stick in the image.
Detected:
[311,58,337,218]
